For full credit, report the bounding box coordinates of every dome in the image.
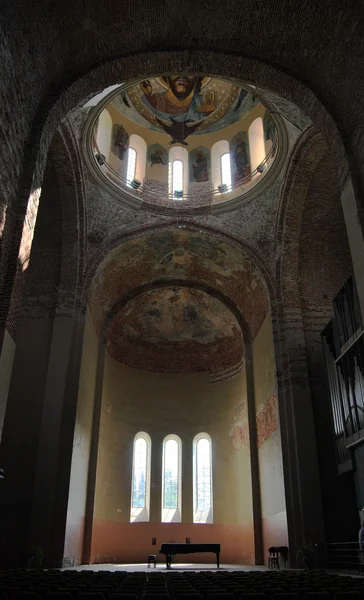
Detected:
[84,75,287,213]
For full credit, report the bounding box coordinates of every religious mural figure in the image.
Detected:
[112,124,129,160]
[138,76,217,145]
[150,149,165,166]
[140,76,216,123]
[230,132,251,183]
[148,144,168,168]
[190,147,210,182]
[192,152,209,182]
[114,76,260,142]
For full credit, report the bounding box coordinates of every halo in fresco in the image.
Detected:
[112,75,259,142]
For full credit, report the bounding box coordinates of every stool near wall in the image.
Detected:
[148,554,157,568]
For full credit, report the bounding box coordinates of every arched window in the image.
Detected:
[162,434,182,522]
[126,147,137,186]
[129,133,147,184]
[221,152,232,190]
[211,140,230,192]
[168,146,188,198]
[248,117,265,175]
[193,433,213,524]
[130,432,151,523]
[172,160,183,197]
[95,108,112,161]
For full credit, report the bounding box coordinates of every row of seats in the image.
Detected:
[0,569,362,600]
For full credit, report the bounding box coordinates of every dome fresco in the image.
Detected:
[87,74,286,211]
[112,76,260,143]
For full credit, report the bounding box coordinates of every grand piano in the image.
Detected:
[159,542,220,568]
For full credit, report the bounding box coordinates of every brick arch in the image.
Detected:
[83,219,275,309]
[87,225,271,348]
[15,119,86,327]
[275,127,329,305]
[50,120,86,315]
[271,122,354,557]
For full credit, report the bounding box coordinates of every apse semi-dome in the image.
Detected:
[84,75,288,213]
[106,286,244,374]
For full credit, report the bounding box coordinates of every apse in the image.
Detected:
[62,227,287,565]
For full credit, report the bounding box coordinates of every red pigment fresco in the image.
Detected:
[256,393,278,447]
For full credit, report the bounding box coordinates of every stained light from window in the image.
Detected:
[132,437,147,508]
[163,439,179,509]
[221,152,232,190]
[126,147,137,186]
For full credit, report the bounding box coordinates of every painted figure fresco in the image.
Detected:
[140,76,216,123]
[190,147,210,182]
[113,76,260,143]
[111,124,129,160]
[148,143,168,168]
[230,421,249,450]
[230,131,251,183]
[256,393,278,447]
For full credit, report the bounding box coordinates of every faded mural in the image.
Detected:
[148,143,168,168]
[229,392,279,450]
[230,399,249,450]
[256,393,278,447]
[111,124,129,160]
[89,229,270,375]
[230,131,251,183]
[112,75,259,145]
[189,146,210,182]
[107,286,244,373]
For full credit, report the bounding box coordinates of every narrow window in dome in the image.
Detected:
[130,432,151,522]
[126,147,137,186]
[172,159,184,198]
[221,152,232,191]
[162,435,182,522]
[193,433,213,524]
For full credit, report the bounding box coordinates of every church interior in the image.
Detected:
[1,1,364,571]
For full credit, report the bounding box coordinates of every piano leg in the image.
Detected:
[166,553,171,568]
[216,551,220,568]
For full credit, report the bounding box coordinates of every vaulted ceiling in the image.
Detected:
[89,228,269,373]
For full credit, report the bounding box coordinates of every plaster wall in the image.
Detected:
[64,309,99,564]
[91,355,255,565]
[253,313,288,562]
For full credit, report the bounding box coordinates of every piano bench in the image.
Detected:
[148,554,157,568]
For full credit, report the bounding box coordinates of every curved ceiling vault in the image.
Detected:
[89,228,269,374]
